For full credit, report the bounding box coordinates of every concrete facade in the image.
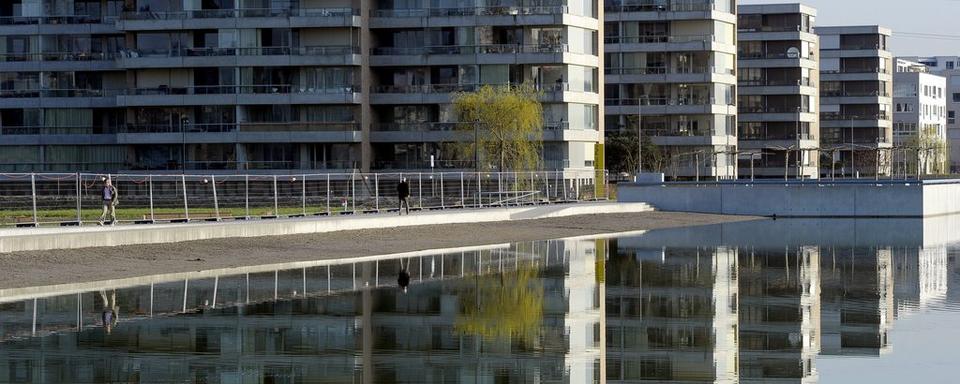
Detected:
[893,59,948,175]
[817,25,894,178]
[603,0,739,180]
[0,0,603,174]
[737,3,819,180]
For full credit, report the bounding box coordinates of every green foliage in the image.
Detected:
[605,130,667,174]
[905,126,949,174]
[454,267,544,344]
[452,84,544,171]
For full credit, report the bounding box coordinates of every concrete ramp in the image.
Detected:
[0,202,652,253]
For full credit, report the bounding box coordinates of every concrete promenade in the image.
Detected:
[619,179,960,218]
[0,201,652,253]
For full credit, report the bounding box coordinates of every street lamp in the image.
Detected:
[180,116,189,172]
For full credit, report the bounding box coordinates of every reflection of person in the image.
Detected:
[398,259,410,293]
[98,178,119,226]
[100,290,119,335]
[396,178,410,215]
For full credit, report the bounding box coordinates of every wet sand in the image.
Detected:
[0,211,758,290]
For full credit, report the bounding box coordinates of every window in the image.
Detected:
[948,61,956,70]
[949,111,956,125]
[953,93,960,102]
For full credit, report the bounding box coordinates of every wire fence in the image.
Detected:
[0,170,609,227]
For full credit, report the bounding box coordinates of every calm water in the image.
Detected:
[2,218,960,383]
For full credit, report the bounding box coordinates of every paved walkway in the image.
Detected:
[0,201,652,253]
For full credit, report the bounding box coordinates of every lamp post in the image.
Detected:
[637,98,643,177]
[180,116,189,172]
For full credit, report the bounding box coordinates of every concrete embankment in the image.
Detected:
[0,202,651,253]
[619,179,960,218]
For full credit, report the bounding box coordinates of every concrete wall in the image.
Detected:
[619,180,960,217]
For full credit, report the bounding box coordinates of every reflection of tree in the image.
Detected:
[455,267,544,344]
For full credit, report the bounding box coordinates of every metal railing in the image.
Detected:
[371,43,568,55]
[0,170,608,227]
[371,6,569,17]
[120,7,358,20]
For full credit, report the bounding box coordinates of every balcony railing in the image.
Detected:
[123,85,358,96]
[822,67,890,75]
[371,6,569,17]
[606,66,734,75]
[740,132,816,141]
[739,51,815,60]
[821,112,890,121]
[0,89,120,98]
[372,121,574,132]
[0,52,117,62]
[373,83,575,94]
[604,34,715,44]
[739,78,813,87]
[604,0,716,13]
[119,45,358,58]
[739,106,812,114]
[0,15,112,25]
[738,25,813,33]
[820,90,890,97]
[120,7,357,20]
[371,43,568,55]
[606,96,715,106]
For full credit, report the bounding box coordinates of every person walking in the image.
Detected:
[397,178,410,215]
[98,178,119,226]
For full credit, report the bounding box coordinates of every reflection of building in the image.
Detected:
[739,246,820,383]
[819,247,894,356]
[0,239,603,383]
[892,246,948,316]
[606,243,738,383]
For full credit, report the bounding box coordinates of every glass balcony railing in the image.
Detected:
[119,45,358,58]
[606,66,734,76]
[738,106,812,114]
[120,7,357,20]
[0,15,112,25]
[371,43,568,55]
[739,78,813,87]
[603,0,716,13]
[0,88,120,98]
[123,85,358,96]
[820,90,890,97]
[738,51,815,60]
[371,6,568,17]
[0,52,117,62]
[604,34,715,44]
[372,121,573,132]
[821,112,890,121]
[605,96,716,107]
[372,82,577,94]
[740,132,815,141]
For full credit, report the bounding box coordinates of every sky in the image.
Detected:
[739,0,960,57]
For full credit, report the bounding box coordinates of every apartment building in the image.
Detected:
[899,55,960,173]
[817,25,893,177]
[737,3,819,179]
[893,59,947,175]
[0,0,603,174]
[604,0,738,180]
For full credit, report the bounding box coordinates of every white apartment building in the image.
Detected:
[0,0,603,174]
[899,56,960,172]
[604,0,738,180]
[737,3,819,180]
[817,26,893,177]
[893,59,947,175]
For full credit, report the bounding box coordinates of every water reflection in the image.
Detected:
[2,218,960,383]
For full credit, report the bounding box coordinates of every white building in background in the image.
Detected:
[898,56,960,172]
[892,59,947,175]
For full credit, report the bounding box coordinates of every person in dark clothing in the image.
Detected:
[100,290,119,335]
[397,258,410,293]
[397,178,411,215]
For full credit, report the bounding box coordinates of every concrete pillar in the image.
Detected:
[358,0,372,172]
[299,144,310,170]
[235,143,246,171]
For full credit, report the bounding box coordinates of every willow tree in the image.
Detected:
[452,84,544,171]
[454,267,544,345]
[906,126,949,175]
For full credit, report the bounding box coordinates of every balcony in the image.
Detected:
[117,45,360,68]
[738,51,815,61]
[821,90,890,98]
[606,96,734,118]
[606,65,736,83]
[0,15,119,35]
[821,112,889,121]
[370,82,591,104]
[739,78,813,87]
[116,7,360,30]
[604,34,729,53]
[0,88,118,107]
[0,51,118,71]
[603,0,716,13]
[116,85,360,106]
[0,15,109,25]
[369,43,580,66]
[738,106,812,114]
[369,6,574,28]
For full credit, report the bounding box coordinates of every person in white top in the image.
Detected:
[98,178,119,226]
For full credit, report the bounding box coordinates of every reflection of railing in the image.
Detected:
[0,170,608,227]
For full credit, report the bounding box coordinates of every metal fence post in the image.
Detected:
[351,173,356,212]
[530,172,535,204]
[374,173,379,211]
[562,172,568,201]
[75,172,82,223]
[244,175,250,219]
[301,174,306,216]
[148,175,155,222]
[439,172,445,209]
[181,174,189,221]
[418,172,423,208]
[326,173,331,215]
[30,173,38,226]
[477,172,482,208]
[272,175,279,216]
[211,175,220,220]
[497,172,502,204]
[460,172,465,207]
[575,177,580,201]
[544,171,550,203]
